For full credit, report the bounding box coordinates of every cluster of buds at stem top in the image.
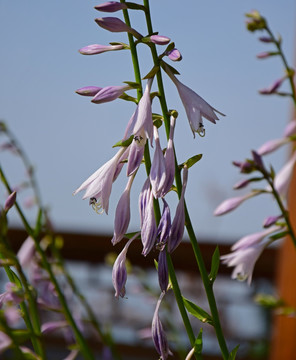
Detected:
[245,10,267,32]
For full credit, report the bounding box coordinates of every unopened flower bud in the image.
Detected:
[4,191,16,212]
[94,1,128,13]
[79,44,124,55]
[95,17,142,39]
[167,48,182,62]
[258,36,273,43]
[76,86,102,97]
[149,35,170,45]
[263,215,283,228]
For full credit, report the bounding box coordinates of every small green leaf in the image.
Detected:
[143,65,159,79]
[228,345,239,360]
[164,42,175,54]
[123,81,141,89]
[12,329,31,343]
[119,93,138,104]
[269,230,289,241]
[160,60,180,75]
[194,328,203,355]
[182,296,213,325]
[124,231,141,239]
[112,135,133,148]
[109,42,129,49]
[125,2,146,11]
[208,246,220,283]
[179,154,203,169]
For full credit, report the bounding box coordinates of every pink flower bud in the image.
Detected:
[76,86,102,97]
[4,191,16,211]
[94,2,128,13]
[167,48,182,62]
[149,35,170,45]
[79,43,124,55]
[95,17,142,39]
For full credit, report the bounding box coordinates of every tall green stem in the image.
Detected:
[142,1,229,358]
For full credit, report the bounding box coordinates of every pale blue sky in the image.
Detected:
[0,1,295,242]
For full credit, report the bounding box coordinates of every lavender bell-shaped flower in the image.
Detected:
[141,189,158,256]
[73,147,126,214]
[272,150,296,198]
[168,167,188,253]
[164,64,224,137]
[150,127,166,198]
[112,175,134,245]
[112,234,137,298]
[92,84,132,104]
[79,44,125,55]
[152,292,172,360]
[157,199,171,245]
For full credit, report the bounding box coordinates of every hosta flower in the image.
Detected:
[221,243,266,285]
[95,17,142,39]
[91,84,132,104]
[150,127,166,198]
[126,129,146,176]
[76,86,102,97]
[149,35,170,45]
[152,292,172,360]
[141,189,157,256]
[272,150,296,198]
[73,147,126,214]
[112,234,138,298]
[79,44,124,55]
[158,249,169,292]
[167,48,182,61]
[157,199,171,244]
[168,167,188,253]
[164,65,224,137]
[111,175,134,245]
[4,191,16,211]
[17,237,35,267]
[263,214,283,228]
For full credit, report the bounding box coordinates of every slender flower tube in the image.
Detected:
[164,64,224,137]
[91,84,132,104]
[272,151,296,198]
[95,17,142,39]
[157,199,171,245]
[141,190,158,256]
[76,86,102,97]
[139,178,151,225]
[133,78,154,144]
[168,167,188,253]
[111,175,134,245]
[79,44,124,55]
[152,292,172,360]
[73,147,126,214]
[214,192,258,216]
[158,249,169,292]
[161,115,176,196]
[221,242,267,285]
[94,2,128,12]
[112,233,138,298]
[150,127,166,198]
[231,225,283,251]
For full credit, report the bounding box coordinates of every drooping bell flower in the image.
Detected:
[167,167,188,253]
[111,175,134,245]
[73,147,126,214]
[150,127,166,198]
[164,64,224,137]
[126,129,146,176]
[157,199,171,245]
[272,151,296,198]
[112,234,138,298]
[141,190,157,256]
[79,43,125,55]
[157,249,169,292]
[152,292,172,360]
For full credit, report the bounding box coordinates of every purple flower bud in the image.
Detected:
[17,237,35,267]
[252,150,265,170]
[258,36,273,43]
[152,292,172,360]
[76,86,102,97]
[139,178,151,225]
[91,84,131,104]
[158,250,169,292]
[112,235,137,298]
[149,35,170,45]
[283,119,296,137]
[214,192,257,216]
[233,178,251,190]
[111,176,133,245]
[94,2,128,12]
[4,191,16,211]
[167,48,182,62]
[168,167,188,253]
[141,191,157,256]
[263,215,283,228]
[41,320,68,334]
[79,43,124,55]
[157,199,171,244]
[259,77,285,95]
[256,52,271,59]
[95,17,142,39]
[150,127,166,198]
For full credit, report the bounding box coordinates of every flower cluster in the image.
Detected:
[74,2,224,358]
[215,119,296,284]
